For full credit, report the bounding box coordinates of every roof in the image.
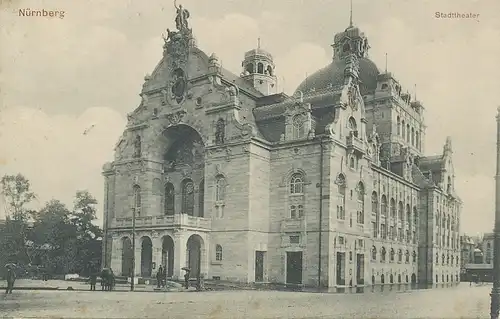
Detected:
[295,57,380,95]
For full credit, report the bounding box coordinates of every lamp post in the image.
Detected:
[131,207,136,291]
[490,107,500,319]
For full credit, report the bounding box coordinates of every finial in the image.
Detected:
[257,37,261,49]
[349,0,353,27]
[385,53,388,73]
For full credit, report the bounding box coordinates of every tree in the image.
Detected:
[0,174,37,266]
[71,191,102,275]
[1,174,36,221]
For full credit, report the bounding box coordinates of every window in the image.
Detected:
[412,251,417,263]
[406,205,411,228]
[134,135,141,158]
[411,127,415,146]
[390,198,396,220]
[357,182,365,224]
[181,179,194,215]
[337,175,346,220]
[290,173,304,194]
[290,205,304,219]
[406,124,410,141]
[292,115,306,139]
[133,185,141,212]
[349,156,355,169]
[338,236,345,245]
[198,180,205,217]
[398,201,404,224]
[381,195,387,217]
[416,132,420,150]
[381,224,387,239]
[372,221,377,238]
[290,235,300,244]
[215,175,226,201]
[435,252,439,264]
[390,248,395,262]
[215,118,225,145]
[257,63,264,74]
[215,244,223,261]
[381,247,387,262]
[164,183,175,215]
[405,250,410,263]
[348,117,358,137]
[413,207,418,228]
[397,116,401,135]
[371,246,377,260]
[402,120,406,137]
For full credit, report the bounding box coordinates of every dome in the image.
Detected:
[295,57,380,95]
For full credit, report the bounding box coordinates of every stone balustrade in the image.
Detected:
[112,213,211,230]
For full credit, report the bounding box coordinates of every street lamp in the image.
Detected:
[131,207,136,291]
[490,107,500,319]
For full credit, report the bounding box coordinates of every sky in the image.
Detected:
[0,0,499,236]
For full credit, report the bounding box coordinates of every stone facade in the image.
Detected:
[101,9,462,287]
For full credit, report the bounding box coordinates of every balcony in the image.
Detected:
[281,218,306,233]
[346,133,365,155]
[112,213,211,230]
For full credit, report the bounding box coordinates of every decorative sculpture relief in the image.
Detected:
[165,110,187,125]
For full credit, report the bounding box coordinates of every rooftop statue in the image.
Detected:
[174,0,190,31]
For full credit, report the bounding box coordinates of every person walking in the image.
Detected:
[156,265,163,289]
[5,267,16,294]
[184,269,190,289]
[89,271,97,291]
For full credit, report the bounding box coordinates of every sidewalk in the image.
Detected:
[0,279,196,292]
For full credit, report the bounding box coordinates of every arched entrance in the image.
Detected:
[121,237,133,277]
[162,125,206,217]
[162,236,175,277]
[186,234,204,277]
[141,237,153,277]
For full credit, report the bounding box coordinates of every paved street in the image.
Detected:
[0,282,491,318]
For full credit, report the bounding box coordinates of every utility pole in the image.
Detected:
[490,107,500,319]
[131,207,136,292]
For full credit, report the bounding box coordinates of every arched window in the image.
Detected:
[337,174,346,220]
[349,156,355,169]
[398,201,404,224]
[343,42,350,52]
[133,185,141,212]
[215,244,223,261]
[442,254,445,265]
[357,182,365,224]
[390,248,395,262]
[134,135,141,158]
[435,252,439,264]
[348,117,358,137]
[257,63,264,74]
[406,204,411,228]
[406,123,410,141]
[390,198,396,220]
[402,120,406,137]
[381,247,386,262]
[290,173,304,194]
[198,179,205,217]
[371,246,377,260]
[181,179,195,215]
[164,183,175,216]
[381,195,387,217]
[411,127,415,146]
[405,250,410,263]
[215,175,226,201]
[215,118,225,145]
[398,249,403,262]
[292,115,306,139]
[245,63,254,74]
[266,65,273,76]
[397,116,401,135]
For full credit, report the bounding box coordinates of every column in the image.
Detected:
[173,231,186,281]
[152,236,162,273]
[110,236,122,273]
[134,237,142,277]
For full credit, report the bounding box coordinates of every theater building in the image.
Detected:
[101,8,462,287]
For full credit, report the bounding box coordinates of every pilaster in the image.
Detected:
[173,231,187,280]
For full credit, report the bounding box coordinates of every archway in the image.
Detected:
[186,234,204,278]
[121,237,133,277]
[162,236,175,278]
[161,125,205,217]
[141,237,153,277]
[411,273,416,284]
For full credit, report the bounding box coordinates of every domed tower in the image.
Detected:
[331,20,370,61]
[240,39,277,96]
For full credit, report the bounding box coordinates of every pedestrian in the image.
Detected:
[89,271,97,291]
[184,269,190,289]
[156,265,163,289]
[5,267,16,294]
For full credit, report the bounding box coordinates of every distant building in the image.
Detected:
[481,233,494,264]
[460,235,476,267]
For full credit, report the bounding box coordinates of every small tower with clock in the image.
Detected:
[240,39,277,96]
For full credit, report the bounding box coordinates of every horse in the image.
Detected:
[100,268,115,291]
